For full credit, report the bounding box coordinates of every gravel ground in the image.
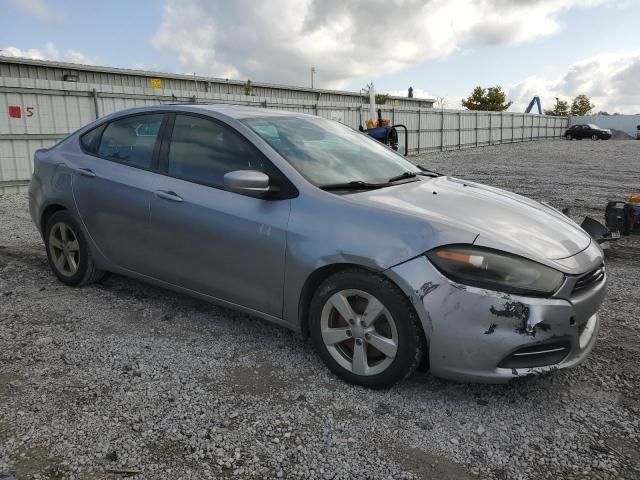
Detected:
[1,139,639,480]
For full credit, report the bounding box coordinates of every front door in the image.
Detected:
[147,114,291,317]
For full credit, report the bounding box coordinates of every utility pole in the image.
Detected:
[310,67,316,89]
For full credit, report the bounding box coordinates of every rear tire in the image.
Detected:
[309,268,425,388]
[44,210,105,286]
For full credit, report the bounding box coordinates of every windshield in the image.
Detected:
[241,116,420,186]
[587,124,601,129]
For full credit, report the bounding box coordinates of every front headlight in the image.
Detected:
[426,245,565,297]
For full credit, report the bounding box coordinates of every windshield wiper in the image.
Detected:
[387,171,417,183]
[387,169,440,183]
[319,180,388,191]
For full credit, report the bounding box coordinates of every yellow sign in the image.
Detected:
[150,78,163,89]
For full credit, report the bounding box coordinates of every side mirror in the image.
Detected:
[223,170,270,196]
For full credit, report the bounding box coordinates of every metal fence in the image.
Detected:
[0,77,568,193]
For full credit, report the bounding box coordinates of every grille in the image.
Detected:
[573,265,605,294]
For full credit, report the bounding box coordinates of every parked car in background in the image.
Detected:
[29,105,606,388]
[565,124,612,140]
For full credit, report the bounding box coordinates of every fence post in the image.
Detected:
[544,117,547,138]
[500,112,503,144]
[458,112,462,150]
[512,113,515,142]
[417,109,421,154]
[531,115,534,141]
[91,88,100,119]
[488,113,492,145]
[440,111,445,152]
[475,113,478,147]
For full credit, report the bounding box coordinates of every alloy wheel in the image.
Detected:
[320,289,398,376]
[48,222,80,277]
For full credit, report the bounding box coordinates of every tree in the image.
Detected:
[570,94,594,116]
[544,98,570,116]
[358,82,390,105]
[375,94,389,105]
[461,86,512,111]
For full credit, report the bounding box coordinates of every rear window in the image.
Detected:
[97,114,163,169]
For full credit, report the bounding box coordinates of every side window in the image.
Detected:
[80,125,104,153]
[97,114,163,169]
[167,114,267,187]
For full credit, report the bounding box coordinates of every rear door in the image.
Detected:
[71,113,166,273]
[147,113,292,317]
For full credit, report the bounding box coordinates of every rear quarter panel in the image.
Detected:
[29,146,77,234]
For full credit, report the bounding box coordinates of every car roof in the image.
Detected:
[115,103,314,120]
[189,104,307,119]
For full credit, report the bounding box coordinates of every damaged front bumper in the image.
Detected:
[386,255,606,383]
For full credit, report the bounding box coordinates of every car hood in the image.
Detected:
[351,176,591,263]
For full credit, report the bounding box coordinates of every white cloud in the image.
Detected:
[0,42,95,65]
[507,51,640,114]
[8,0,66,24]
[152,0,611,89]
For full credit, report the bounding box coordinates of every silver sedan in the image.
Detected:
[28,105,606,387]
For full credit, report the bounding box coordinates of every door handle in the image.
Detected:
[154,190,183,203]
[74,167,96,178]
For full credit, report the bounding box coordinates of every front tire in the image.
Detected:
[565,134,572,140]
[591,134,599,141]
[44,210,104,286]
[309,269,425,388]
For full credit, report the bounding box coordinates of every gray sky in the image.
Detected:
[2,0,640,113]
